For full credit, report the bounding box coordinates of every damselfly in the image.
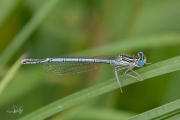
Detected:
[21,52,150,92]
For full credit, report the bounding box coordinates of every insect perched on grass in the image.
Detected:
[22,52,150,92]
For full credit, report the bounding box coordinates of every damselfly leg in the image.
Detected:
[124,67,143,81]
[114,64,143,92]
[114,66,131,92]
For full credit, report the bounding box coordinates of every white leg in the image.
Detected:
[124,67,142,82]
[113,65,143,92]
[114,68,123,93]
[114,66,126,71]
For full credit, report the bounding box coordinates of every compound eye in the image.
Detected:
[138,60,145,66]
[138,52,145,61]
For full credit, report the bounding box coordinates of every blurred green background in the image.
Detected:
[0,0,180,119]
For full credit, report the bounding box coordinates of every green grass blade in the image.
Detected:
[0,67,44,108]
[71,33,180,56]
[71,107,135,120]
[129,99,180,120]
[19,55,180,120]
[0,54,26,95]
[0,0,61,68]
[51,105,135,120]
[0,0,21,28]
[166,114,180,120]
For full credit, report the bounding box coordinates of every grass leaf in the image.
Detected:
[0,54,26,95]
[0,0,61,68]
[129,99,180,120]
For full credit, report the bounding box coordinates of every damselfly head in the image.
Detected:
[137,52,146,66]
